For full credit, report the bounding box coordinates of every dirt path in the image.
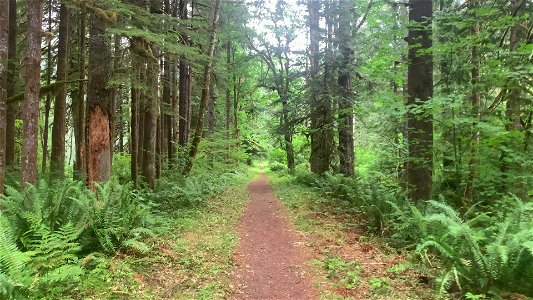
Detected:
[231,173,317,300]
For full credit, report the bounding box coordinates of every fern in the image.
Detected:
[415,198,533,295]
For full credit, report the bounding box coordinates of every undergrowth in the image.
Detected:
[282,167,533,298]
[0,167,251,299]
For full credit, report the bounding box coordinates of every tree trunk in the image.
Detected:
[5,0,16,168]
[163,55,173,162]
[233,73,239,139]
[21,0,42,186]
[130,53,140,185]
[42,0,52,174]
[142,50,158,189]
[178,0,190,147]
[225,41,232,139]
[207,79,216,136]
[308,0,333,174]
[73,13,86,180]
[337,0,355,176]
[87,14,112,190]
[464,11,480,204]
[0,0,8,193]
[50,3,70,178]
[182,0,221,175]
[406,0,433,201]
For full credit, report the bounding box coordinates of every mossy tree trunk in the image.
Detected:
[21,0,43,186]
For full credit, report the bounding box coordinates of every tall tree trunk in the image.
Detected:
[406,0,433,201]
[130,52,140,185]
[178,0,190,147]
[117,97,124,152]
[163,55,173,162]
[110,35,122,157]
[171,58,179,157]
[5,0,16,168]
[21,0,43,186]
[282,102,294,170]
[207,78,216,136]
[225,41,232,139]
[87,14,112,190]
[337,0,355,176]
[464,10,480,204]
[182,0,221,175]
[142,50,158,189]
[0,0,8,193]
[73,13,86,180]
[233,73,239,139]
[308,0,333,174]
[42,0,52,174]
[50,3,70,178]
[156,111,162,178]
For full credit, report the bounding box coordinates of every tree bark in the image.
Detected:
[225,41,232,139]
[5,0,16,168]
[50,3,70,178]
[42,0,52,173]
[0,0,8,193]
[182,0,221,175]
[337,0,355,176]
[87,14,112,190]
[233,73,239,139]
[163,55,173,162]
[21,0,43,186]
[178,0,190,147]
[207,78,216,136]
[142,48,158,189]
[406,0,433,201]
[73,13,87,180]
[308,0,333,174]
[464,9,480,204]
[130,52,140,185]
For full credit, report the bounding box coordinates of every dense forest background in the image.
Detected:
[0,0,532,298]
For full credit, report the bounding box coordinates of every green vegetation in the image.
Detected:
[0,0,531,298]
[270,169,533,299]
[0,168,253,299]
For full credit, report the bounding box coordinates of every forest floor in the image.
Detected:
[91,169,435,299]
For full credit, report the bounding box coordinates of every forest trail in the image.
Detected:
[231,173,318,300]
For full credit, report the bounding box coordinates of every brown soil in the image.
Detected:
[231,174,318,300]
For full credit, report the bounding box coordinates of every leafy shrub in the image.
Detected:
[269,148,287,164]
[111,153,132,183]
[0,211,84,299]
[84,179,155,254]
[389,196,533,296]
[153,168,248,210]
[0,178,156,298]
[293,170,398,233]
[269,161,287,172]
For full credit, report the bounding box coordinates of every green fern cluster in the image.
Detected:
[395,196,533,296]
[153,169,247,209]
[294,170,398,233]
[86,180,155,254]
[0,178,156,299]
